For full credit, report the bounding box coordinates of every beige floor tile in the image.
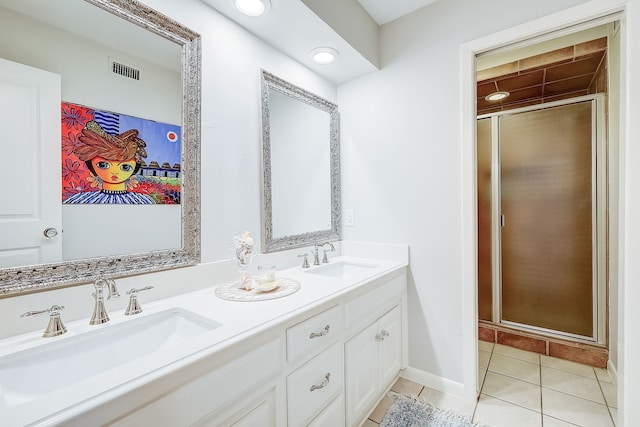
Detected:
[479,340,495,352]
[540,355,596,378]
[594,367,613,383]
[363,420,379,427]
[542,415,580,426]
[478,368,487,390]
[488,353,540,385]
[419,387,476,417]
[368,394,395,423]
[600,381,617,408]
[479,350,491,370]
[610,407,618,426]
[493,344,540,364]
[542,388,614,427]
[391,377,423,395]
[473,394,542,427]
[541,366,605,404]
[481,371,541,412]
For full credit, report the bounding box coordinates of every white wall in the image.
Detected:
[339,0,608,383]
[0,7,182,124]
[608,20,621,381]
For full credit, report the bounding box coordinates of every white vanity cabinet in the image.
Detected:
[38,260,407,427]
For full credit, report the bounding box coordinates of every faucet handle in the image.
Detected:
[298,253,310,268]
[125,286,154,316]
[21,305,68,338]
[322,249,330,263]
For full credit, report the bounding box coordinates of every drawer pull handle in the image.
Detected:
[310,372,331,392]
[309,325,330,339]
[375,330,390,342]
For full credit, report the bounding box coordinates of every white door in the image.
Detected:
[0,58,61,267]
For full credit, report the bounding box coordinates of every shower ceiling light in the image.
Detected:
[233,0,270,16]
[485,91,510,101]
[310,47,339,65]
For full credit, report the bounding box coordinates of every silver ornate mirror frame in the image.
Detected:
[260,70,341,253]
[0,0,201,297]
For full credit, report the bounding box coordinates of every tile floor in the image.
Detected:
[365,341,617,427]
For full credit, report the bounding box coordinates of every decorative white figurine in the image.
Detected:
[234,231,255,290]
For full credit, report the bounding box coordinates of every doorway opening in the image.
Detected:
[475,23,619,367]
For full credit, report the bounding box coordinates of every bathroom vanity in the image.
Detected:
[0,256,407,426]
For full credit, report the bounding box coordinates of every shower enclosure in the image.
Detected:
[477,95,607,344]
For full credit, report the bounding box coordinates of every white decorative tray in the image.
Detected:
[215,277,301,302]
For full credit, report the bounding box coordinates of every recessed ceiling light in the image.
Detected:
[232,0,270,16]
[310,47,339,65]
[485,91,510,101]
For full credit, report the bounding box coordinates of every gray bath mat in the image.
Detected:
[380,394,493,427]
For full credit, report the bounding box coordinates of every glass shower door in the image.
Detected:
[499,102,594,337]
[477,118,493,321]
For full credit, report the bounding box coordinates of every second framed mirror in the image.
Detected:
[260,70,340,253]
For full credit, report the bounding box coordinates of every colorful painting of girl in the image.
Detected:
[63,120,155,204]
[62,101,181,205]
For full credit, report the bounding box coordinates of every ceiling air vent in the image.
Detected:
[109,57,142,82]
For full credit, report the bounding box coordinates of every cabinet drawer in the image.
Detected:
[308,394,344,427]
[111,337,284,427]
[345,274,405,330]
[287,341,343,427]
[287,305,342,363]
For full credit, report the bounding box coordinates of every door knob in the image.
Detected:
[43,227,58,239]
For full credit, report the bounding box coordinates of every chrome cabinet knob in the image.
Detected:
[375,330,390,342]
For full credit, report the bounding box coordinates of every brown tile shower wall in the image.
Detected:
[479,321,608,368]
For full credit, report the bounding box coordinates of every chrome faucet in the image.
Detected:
[21,305,68,338]
[298,253,310,268]
[321,242,335,263]
[313,242,336,265]
[90,278,120,325]
[125,286,154,315]
[311,245,321,266]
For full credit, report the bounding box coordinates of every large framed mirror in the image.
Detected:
[260,70,340,253]
[0,0,201,296]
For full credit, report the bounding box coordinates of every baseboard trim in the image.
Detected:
[400,367,469,402]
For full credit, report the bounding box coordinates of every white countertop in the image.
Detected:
[0,256,406,427]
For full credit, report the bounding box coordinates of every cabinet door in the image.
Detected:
[345,321,379,427]
[379,305,402,389]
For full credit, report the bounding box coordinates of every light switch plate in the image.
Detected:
[345,209,355,226]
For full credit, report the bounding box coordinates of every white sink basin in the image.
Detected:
[306,260,379,279]
[0,308,221,407]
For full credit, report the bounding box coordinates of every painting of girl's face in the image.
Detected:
[91,156,137,184]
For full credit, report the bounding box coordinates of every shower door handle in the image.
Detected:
[500,214,505,227]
